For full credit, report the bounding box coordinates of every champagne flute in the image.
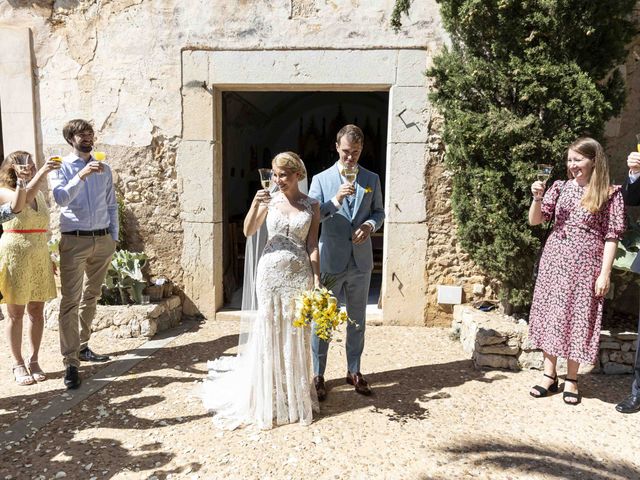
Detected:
[536,164,553,184]
[635,133,640,153]
[343,165,357,199]
[50,147,64,179]
[13,153,31,177]
[93,150,106,175]
[258,168,272,191]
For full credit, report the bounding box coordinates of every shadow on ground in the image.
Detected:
[436,440,640,480]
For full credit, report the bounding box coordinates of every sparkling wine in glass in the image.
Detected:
[14,153,31,177]
[343,167,357,184]
[536,164,553,183]
[50,147,63,163]
[93,151,106,175]
[258,168,272,190]
[636,133,640,153]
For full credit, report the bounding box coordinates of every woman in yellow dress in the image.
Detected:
[0,151,60,385]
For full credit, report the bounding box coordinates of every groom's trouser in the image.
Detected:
[632,315,640,396]
[312,257,371,376]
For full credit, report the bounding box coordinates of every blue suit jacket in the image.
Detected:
[309,162,385,273]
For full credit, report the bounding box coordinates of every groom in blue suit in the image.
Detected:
[308,124,385,399]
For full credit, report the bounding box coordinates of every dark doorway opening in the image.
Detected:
[221,90,389,308]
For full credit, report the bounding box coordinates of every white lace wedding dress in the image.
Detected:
[201,192,319,429]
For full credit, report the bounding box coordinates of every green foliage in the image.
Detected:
[391,0,412,31]
[614,218,640,274]
[104,250,148,304]
[427,0,635,308]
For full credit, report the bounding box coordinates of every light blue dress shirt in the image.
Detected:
[49,153,119,241]
[0,203,15,223]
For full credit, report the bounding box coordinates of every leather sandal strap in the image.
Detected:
[543,373,556,380]
[531,385,548,396]
[565,377,578,384]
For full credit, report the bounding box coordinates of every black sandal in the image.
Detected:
[530,373,558,398]
[563,377,581,405]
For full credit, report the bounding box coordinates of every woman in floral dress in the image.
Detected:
[528,137,626,405]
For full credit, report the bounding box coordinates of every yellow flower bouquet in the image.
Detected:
[294,287,350,342]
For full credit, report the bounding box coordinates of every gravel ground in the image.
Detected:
[1,318,638,480]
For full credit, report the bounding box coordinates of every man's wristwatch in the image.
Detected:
[16,179,26,189]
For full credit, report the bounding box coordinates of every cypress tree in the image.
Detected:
[421,0,635,308]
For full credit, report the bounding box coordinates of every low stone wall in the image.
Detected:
[44,295,183,338]
[452,305,638,373]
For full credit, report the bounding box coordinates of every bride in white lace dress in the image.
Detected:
[202,152,321,429]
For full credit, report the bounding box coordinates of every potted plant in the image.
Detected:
[104,250,148,304]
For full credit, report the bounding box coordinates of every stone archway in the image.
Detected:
[178,49,431,325]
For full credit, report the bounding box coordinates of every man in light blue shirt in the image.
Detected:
[50,119,118,389]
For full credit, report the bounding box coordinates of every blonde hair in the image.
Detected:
[272,151,306,180]
[0,151,31,189]
[567,137,610,213]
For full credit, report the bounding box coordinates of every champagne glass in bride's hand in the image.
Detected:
[257,168,273,205]
[258,168,272,191]
[93,151,106,175]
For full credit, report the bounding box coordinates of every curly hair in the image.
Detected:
[272,151,306,181]
[0,151,31,189]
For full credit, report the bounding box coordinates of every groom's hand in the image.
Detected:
[336,183,356,203]
[352,223,372,245]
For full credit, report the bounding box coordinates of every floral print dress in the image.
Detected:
[529,180,626,364]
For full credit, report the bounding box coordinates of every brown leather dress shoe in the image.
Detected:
[314,375,327,401]
[346,371,372,396]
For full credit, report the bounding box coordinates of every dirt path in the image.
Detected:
[1,319,638,479]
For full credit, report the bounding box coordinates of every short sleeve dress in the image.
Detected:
[528,180,626,364]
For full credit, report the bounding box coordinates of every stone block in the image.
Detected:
[621,342,633,352]
[600,341,621,350]
[603,362,634,374]
[386,143,428,224]
[633,340,638,351]
[389,86,431,144]
[473,352,519,370]
[166,295,182,310]
[176,140,216,223]
[476,329,508,346]
[208,49,397,87]
[180,221,221,319]
[148,303,167,319]
[157,314,171,332]
[609,351,636,365]
[518,350,543,370]
[140,318,158,338]
[382,223,428,325]
[601,351,609,364]
[477,344,519,355]
[396,50,429,87]
[614,331,638,341]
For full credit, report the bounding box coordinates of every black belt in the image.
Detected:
[62,229,110,237]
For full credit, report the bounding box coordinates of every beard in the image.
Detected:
[77,143,93,153]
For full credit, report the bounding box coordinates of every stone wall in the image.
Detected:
[453,305,638,374]
[44,295,183,339]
